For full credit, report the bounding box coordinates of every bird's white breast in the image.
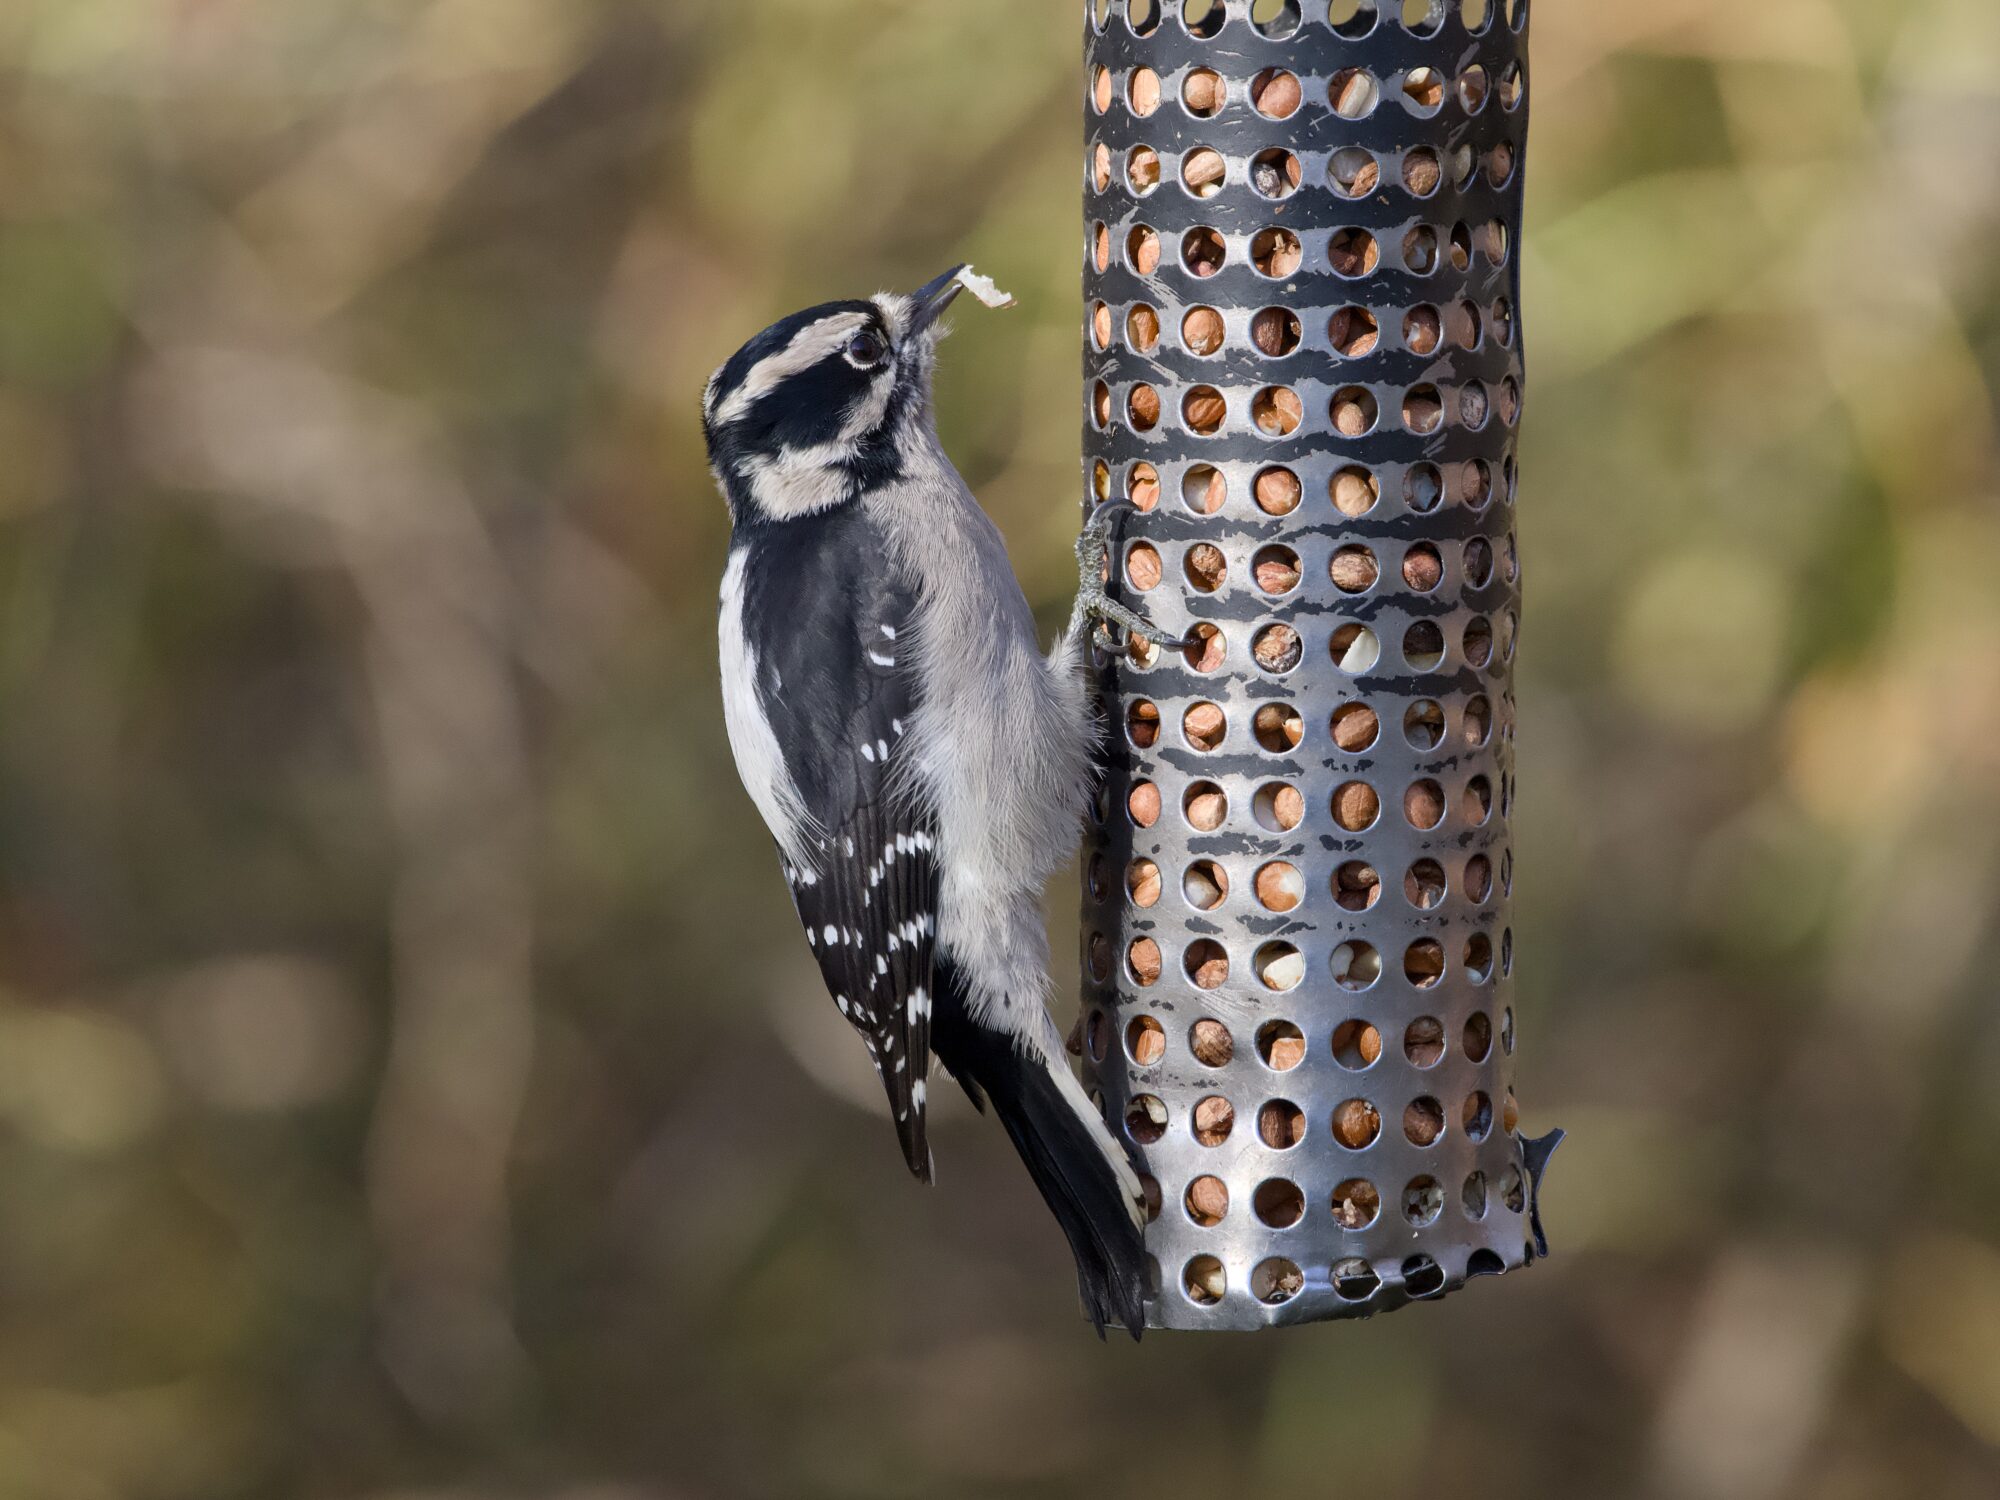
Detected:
[718,547,817,869]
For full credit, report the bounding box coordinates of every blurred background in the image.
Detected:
[0,1,1997,1496]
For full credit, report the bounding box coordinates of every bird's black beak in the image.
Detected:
[906,265,968,337]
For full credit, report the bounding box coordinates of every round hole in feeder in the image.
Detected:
[1403,544,1444,593]
[1183,703,1227,753]
[1252,625,1303,675]
[1330,0,1380,35]
[1127,858,1162,908]
[1462,775,1494,826]
[1178,466,1224,518]
[1253,1257,1304,1306]
[1185,941,1229,991]
[1404,858,1446,910]
[1181,147,1226,199]
[1128,937,1164,987]
[1331,386,1378,437]
[1251,68,1302,119]
[1125,1093,1168,1143]
[1128,224,1161,275]
[1448,221,1473,272]
[1184,858,1229,911]
[1333,1178,1381,1229]
[1464,693,1494,746]
[1404,305,1442,355]
[1462,0,1491,30]
[1451,299,1484,351]
[1403,622,1446,672]
[1334,1257,1381,1301]
[1461,381,1491,430]
[1127,462,1160,512]
[1330,306,1380,358]
[1252,781,1302,833]
[1255,942,1304,992]
[1181,305,1224,356]
[1182,0,1226,38]
[1331,623,1381,675]
[1499,377,1521,426]
[1504,532,1519,582]
[1127,1014,1166,1067]
[1330,67,1379,119]
[1493,296,1515,346]
[1500,1163,1525,1213]
[1254,1178,1306,1227]
[1091,66,1113,115]
[1502,1007,1516,1055]
[1332,465,1380,516]
[1403,1254,1446,1297]
[1403,147,1443,197]
[1251,386,1303,438]
[1405,778,1446,831]
[1457,63,1492,117]
[1090,380,1111,430]
[1404,939,1445,989]
[1251,149,1303,201]
[1331,544,1379,595]
[1333,1097,1382,1149]
[1091,461,1111,506]
[1257,1019,1305,1070]
[1331,701,1379,752]
[1258,1103,1306,1152]
[1087,854,1108,904]
[1091,0,1112,32]
[1190,1018,1234,1067]
[1403,224,1439,274]
[1128,383,1162,432]
[1127,780,1162,828]
[1334,861,1382,912]
[1332,780,1380,833]
[1251,306,1301,357]
[1463,458,1495,509]
[1182,67,1226,118]
[1500,59,1525,108]
[1462,1170,1489,1219]
[1329,146,1380,199]
[1251,0,1303,36]
[1401,0,1446,33]
[1253,703,1303,752]
[1487,141,1516,189]
[1405,699,1444,749]
[1501,849,1514,896]
[1256,466,1302,516]
[1402,66,1445,113]
[1403,1176,1445,1226]
[1185,1175,1229,1226]
[1127,304,1162,353]
[1329,228,1379,278]
[1091,302,1112,350]
[1183,1254,1225,1305]
[1183,622,1225,674]
[1183,386,1227,436]
[1091,143,1112,193]
[1449,142,1476,188]
[1463,1091,1494,1140]
[1404,1096,1446,1147]
[1332,941,1383,993]
[1253,545,1301,595]
[1463,617,1494,671]
[1465,855,1494,904]
[1332,1018,1383,1069]
[1138,1172,1163,1222]
[1125,542,1161,593]
[1501,934,1515,986]
[1192,1093,1235,1143]
[1129,0,1162,33]
[1086,933,1111,983]
[1464,1012,1496,1072]
[1463,536,1494,587]
[1128,65,1162,117]
[1184,544,1226,594]
[1404,1016,1445,1069]
[1251,227,1302,279]
[1184,780,1227,831]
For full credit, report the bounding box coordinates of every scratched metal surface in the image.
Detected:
[1077,0,1554,1330]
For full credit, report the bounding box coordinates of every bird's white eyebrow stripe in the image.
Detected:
[710,313,871,428]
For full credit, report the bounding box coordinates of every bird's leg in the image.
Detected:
[1071,503,1191,652]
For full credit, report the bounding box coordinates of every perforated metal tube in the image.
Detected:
[1079,0,1556,1330]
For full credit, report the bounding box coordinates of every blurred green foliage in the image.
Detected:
[0,1,1997,1497]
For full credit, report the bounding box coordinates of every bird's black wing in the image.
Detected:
[747,513,938,1179]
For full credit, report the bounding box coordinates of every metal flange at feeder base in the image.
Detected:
[1078,0,1559,1332]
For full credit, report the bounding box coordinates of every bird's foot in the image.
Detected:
[1073,503,1192,652]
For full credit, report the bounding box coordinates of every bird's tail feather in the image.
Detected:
[938,1019,1148,1340]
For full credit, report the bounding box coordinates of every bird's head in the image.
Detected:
[702,267,968,528]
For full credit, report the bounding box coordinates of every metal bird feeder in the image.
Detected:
[1079,0,1557,1330]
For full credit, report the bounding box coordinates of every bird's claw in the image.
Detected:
[1075,503,1194,653]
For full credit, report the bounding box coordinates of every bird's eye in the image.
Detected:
[845,331,888,369]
